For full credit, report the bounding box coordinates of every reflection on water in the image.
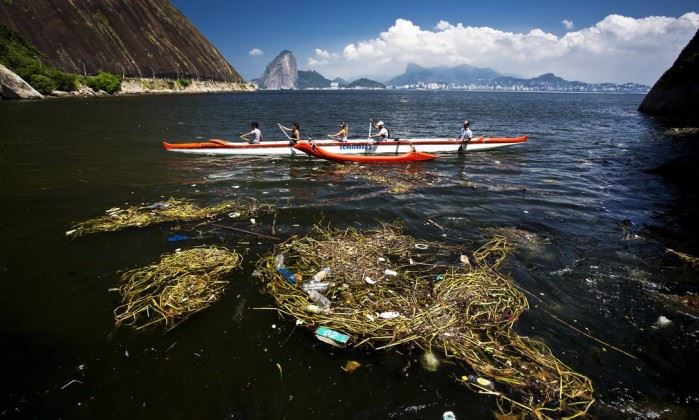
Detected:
[1,91,698,418]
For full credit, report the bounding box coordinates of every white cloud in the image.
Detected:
[562,19,574,30]
[249,48,264,56]
[304,13,699,84]
[307,48,340,66]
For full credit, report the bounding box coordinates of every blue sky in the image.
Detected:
[172,0,699,84]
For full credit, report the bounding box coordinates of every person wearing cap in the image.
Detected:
[459,120,472,142]
[239,121,262,144]
[370,119,389,141]
[329,121,349,141]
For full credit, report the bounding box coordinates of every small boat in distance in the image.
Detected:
[162,136,528,156]
[292,141,438,163]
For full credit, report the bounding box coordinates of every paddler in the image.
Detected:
[279,121,301,143]
[369,119,389,141]
[459,120,472,142]
[329,121,349,141]
[239,121,262,144]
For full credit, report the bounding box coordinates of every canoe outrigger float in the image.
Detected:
[162,135,528,156]
[293,141,438,163]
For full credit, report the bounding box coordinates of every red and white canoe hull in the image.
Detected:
[162,136,528,156]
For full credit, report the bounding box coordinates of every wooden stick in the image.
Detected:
[211,224,280,240]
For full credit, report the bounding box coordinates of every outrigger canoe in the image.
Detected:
[162,136,528,156]
[293,141,438,163]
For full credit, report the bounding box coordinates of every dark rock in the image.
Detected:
[0,0,243,82]
[259,50,297,89]
[297,70,331,89]
[0,63,43,99]
[639,29,699,126]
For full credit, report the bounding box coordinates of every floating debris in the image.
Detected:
[419,350,440,372]
[654,315,672,328]
[67,197,272,237]
[258,224,593,418]
[114,246,242,330]
[667,248,699,269]
[342,360,362,373]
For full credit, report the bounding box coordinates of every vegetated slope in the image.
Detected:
[0,0,242,81]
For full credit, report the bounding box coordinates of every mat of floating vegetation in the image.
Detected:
[66,197,272,237]
[114,246,242,330]
[258,224,593,418]
[341,166,442,194]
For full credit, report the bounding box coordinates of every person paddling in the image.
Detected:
[369,119,389,141]
[329,121,349,141]
[239,121,262,144]
[459,120,472,142]
[279,121,301,143]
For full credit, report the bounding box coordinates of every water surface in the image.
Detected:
[1,91,698,418]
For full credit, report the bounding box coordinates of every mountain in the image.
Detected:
[0,0,242,81]
[332,77,348,87]
[297,70,331,89]
[388,63,501,86]
[639,28,699,125]
[347,78,385,89]
[489,73,648,92]
[259,50,297,89]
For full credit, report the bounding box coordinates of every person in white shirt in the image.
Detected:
[369,119,389,141]
[459,120,472,142]
[240,121,262,144]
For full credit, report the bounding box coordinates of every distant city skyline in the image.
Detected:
[172,0,699,84]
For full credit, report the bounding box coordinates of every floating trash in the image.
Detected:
[258,224,594,418]
[167,233,190,242]
[654,315,672,328]
[342,360,362,373]
[315,326,350,347]
[415,243,429,250]
[114,246,242,330]
[67,198,272,237]
[419,350,440,372]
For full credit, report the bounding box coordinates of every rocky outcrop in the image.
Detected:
[0,63,43,99]
[0,0,243,82]
[259,50,297,89]
[639,29,699,125]
[297,70,331,89]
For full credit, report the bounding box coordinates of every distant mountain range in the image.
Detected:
[387,63,649,92]
[387,63,500,85]
[256,50,648,93]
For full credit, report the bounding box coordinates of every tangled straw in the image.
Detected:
[258,224,594,418]
[114,246,242,330]
[67,197,273,237]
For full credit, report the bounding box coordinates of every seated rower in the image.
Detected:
[459,120,472,142]
[279,121,301,143]
[369,119,389,141]
[239,121,262,144]
[329,121,349,141]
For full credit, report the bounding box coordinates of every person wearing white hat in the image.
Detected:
[369,118,389,141]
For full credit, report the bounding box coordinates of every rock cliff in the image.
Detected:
[0,62,42,99]
[259,50,297,89]
[0,0,242,82]
[639,29,699,125]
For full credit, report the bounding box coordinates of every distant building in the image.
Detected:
[330,81,339,88]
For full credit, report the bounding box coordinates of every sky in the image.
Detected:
[171,0,699,84]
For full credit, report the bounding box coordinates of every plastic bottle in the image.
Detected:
[302,281,330,292]
[312,267,331,282]
[307,290,331,309]
[274,254,285,269]
[277,267,296,284]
